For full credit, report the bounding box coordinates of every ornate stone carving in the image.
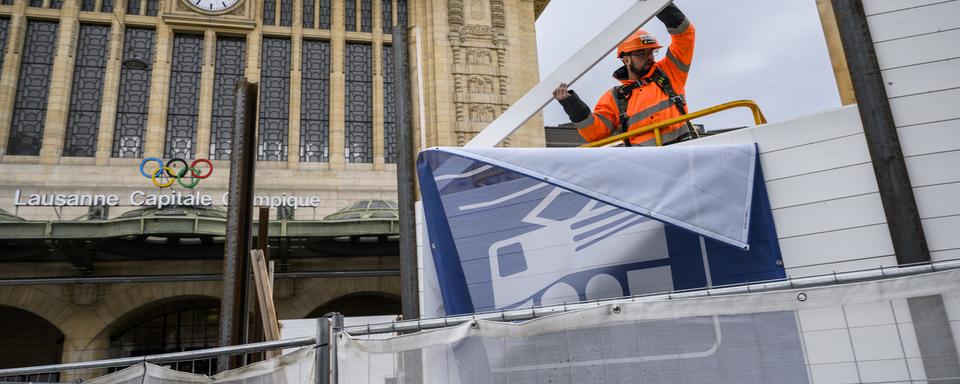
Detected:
[228,2,245,15]
[273,278,299,301]
[465,48,491,66]
[447,0,463,30]
[448,0,510,144]
[457,24,498,43]
[490,0,504,29]
[69,284,102,307]
[469,0,484,21]
[467,75,493,94]
[468,104,496,122]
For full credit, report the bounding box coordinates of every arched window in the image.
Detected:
[109,299,219,374]
[308,293,401,318]
[0,306,64,383]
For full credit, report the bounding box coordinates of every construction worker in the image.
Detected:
[553,3,696,146]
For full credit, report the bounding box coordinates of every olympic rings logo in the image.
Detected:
[139,157,213,188]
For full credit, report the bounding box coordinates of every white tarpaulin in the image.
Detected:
[82,347,316,384]
[340,269,960,384]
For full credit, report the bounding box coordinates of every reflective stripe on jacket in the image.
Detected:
[575,20,694,146]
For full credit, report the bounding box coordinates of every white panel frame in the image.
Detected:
[465,0,671,148]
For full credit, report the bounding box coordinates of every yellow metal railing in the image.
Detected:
[579,100,768,147]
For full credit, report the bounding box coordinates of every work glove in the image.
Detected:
[656,3,687,30]
[554,84,591,123]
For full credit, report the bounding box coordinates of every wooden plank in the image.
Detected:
[898,119,960,157]
[250,249,281,357]
[867,1,960,42]
[765,163,879,209]
[862,0,950,15]
[914,182,960,219]
[922,215,960,251]
[882,59,960,98]
[778,224,895,268]
[772,193,886,238]
[889,87,960,127]
[760,133,871,181]
[905,150,960,187]
[875,28,960,70]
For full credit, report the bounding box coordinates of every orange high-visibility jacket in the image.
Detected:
[574,21,695,145]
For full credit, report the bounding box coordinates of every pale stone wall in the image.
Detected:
[0,0,547,221]
[0,0,548,370]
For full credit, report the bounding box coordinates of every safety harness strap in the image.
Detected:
[652,67,700,140]
[612,83,639,147]
[610,68,698,147]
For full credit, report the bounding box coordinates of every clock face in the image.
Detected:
[184,0,242,14]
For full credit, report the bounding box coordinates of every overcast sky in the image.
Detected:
[535,0,842,130]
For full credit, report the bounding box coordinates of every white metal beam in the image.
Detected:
[465,0,672,148]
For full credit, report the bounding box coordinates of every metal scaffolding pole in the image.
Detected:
[394,23,419,319]
[218,80,259,372]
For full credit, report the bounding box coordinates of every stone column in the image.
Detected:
[38,0,80,164]
[287,0,303,169]
[328,0,345,168]
[245,8,262,160]
[142,21,172,158]
[94,0,127,164]
[0,1,27,157]
[195,29,216,158]
[59,328,110,382]
[371,0,384,169]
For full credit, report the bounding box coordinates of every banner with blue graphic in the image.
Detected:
[418,145,784,315]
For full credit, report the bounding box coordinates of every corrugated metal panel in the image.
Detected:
[681,106,896,276]
[874,28,960,70]
[867,0,960,261]
[882,59,960,98]
[760,133,871,181]
[866,1,960,42]
[898,120,960,155]
[905,150,960,186]
[771,193,886,238]
[888,87,960,127]
[862,0,952,16]
[778,224,895,268]
[765,163,879,209]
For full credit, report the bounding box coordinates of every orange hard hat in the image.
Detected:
[617,29,662,58]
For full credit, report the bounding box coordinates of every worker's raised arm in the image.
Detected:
[657,4,695,87]
[552,86,618,143]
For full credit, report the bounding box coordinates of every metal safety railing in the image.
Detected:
[580,99,768,147]
[0,336,318,377]
[3,258,960,383]
[342,258,960,336]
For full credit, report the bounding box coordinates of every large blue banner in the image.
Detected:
[418,146,785,315]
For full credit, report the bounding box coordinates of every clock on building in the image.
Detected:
[182,0,243,14]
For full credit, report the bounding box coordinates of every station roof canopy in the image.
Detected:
[0,203,399,240]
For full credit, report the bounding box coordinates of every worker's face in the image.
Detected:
[623,49,655,76]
